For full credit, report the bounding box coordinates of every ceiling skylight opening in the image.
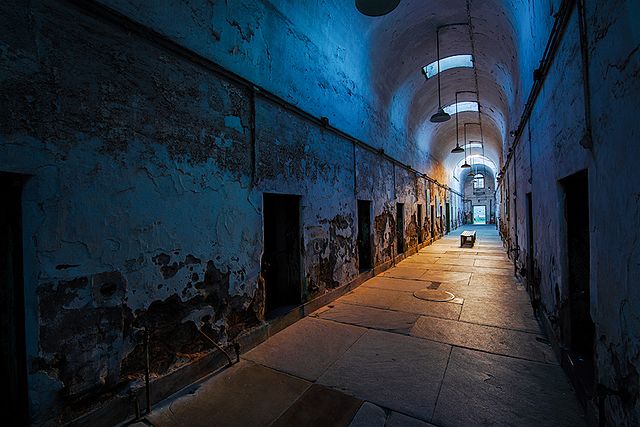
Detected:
[455,155,497,174]
[461,142,483,150]
[422,54,474,79]
[443,101,478,116]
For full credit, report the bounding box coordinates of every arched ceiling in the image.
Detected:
[360,0,522,185]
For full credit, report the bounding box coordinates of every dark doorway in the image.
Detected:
[561,170,594,402]
[396,203,404,254]
[357,200,372,272]
[525,193,539,305]
[417,204,423,244]
[262,194,302,318]
[1,172,28,425]
[430,205,435,239]
[445,202,451,234]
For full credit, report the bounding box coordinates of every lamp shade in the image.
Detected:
[430,108,451,123]
[356,0,400,16]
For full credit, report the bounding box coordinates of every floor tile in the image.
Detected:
[271,384,362,427]
[389,292,462,320]
[361,276,433,293]
[381,266,428,280]
[386,411,436,426]
[244,317,366,381]
[348,402,386,427]
[410,316,556,363]
[422,270,471,284]
[318,302,420,335]
[459,298,539,333]
[319,330,451,421]
[432,347,586,427]
[147,361,310,427]
[435,257,476,266]
[474,258,514,269]
[339,287,403,309]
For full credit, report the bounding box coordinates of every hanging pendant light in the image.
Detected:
[461,122,478,169]
[431,107,450,123]
[430,27,451,123]
[451,92,463,152]
[461,138,470,168]
[452,91,476,153]
[461,129,471,168]
[356,0,401,16]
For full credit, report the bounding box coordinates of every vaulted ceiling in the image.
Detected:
[361,0,528,188]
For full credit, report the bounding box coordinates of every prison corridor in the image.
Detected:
[139,226,585,427]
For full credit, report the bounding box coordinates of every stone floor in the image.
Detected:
[138,225,586,427]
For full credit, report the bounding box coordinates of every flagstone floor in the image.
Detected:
[138,225,585,427]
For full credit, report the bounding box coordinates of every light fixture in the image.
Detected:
[451,144,464,153]
[451,93,464,152]
[468,138,475,176]
[355,0,400,16]
[431,107,450,123]
[451,90,476,153]
[429,26,451,123]
[461,136,471,168]
[461,122,479,169]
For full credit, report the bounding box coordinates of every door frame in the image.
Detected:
[417,204,423,244]
[396,203,404,254]
[261,193,303,316]
[472,205,487,224]
[0,172,29,424]
[357,200,373,272]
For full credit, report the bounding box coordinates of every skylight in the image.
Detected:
[456,155,497,174]
[423,54,474,79]
[443,101,478,116]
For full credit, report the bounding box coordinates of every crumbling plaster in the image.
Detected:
[497,1,640,424]
[0,1,464,424]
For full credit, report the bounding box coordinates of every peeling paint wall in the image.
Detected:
[497,0,640,424]
[0,1,463,424]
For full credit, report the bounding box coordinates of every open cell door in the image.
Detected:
[0,172,29,425]
[262,194,302,319]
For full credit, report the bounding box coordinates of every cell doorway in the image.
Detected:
[262,194,302,319]
[560,169,594,404]
[473,205,487,224]
[357,200,372,272]
[396,203,404,254]
[0,172,29,425]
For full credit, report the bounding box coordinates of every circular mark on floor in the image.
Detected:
[413,289,455,302]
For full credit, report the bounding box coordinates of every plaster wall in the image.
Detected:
[497,1,640,424]
[0,1,462,424]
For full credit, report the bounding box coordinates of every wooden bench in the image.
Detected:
[460,230,476,247]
